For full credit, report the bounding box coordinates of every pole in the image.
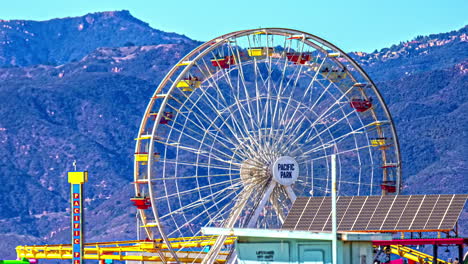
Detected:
[458,245,463,264]
[331,154,337,264]
[68,168,88,264]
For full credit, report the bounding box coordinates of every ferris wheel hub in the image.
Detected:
[272,156,299,186]
[240,159,270,184]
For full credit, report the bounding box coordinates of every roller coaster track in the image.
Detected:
[16,236,236,263]
[385,245,448,264]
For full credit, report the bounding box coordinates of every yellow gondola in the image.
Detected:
[176,76,201,92]
[247,47,274,57]
[135,152,161,165]
[370,138,388,147]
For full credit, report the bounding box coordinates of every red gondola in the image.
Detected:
[211,55,235,69]
[149,112,173,124]
[380,181,396,193]
[159,112,173,124]
[350,97,372,112]
[130,195,151,210]
[286,53,311,65]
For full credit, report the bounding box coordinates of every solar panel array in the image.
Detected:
[282,194,467,232]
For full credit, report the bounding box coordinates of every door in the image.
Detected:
[298,245,325,264]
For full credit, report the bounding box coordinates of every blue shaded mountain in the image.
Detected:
[0,10,196,67]
[0,11,466,258]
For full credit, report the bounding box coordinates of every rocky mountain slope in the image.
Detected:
[0,10,196,67]
[351,25,468,80]
[0,11,466,258]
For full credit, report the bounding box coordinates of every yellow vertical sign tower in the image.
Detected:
[68,171,88,264]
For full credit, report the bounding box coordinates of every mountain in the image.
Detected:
[0,10,196,67]
[349,26,468,195]
[0,11,466,258]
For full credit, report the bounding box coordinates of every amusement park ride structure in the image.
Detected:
[11,28,468,263]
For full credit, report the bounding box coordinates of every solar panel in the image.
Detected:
[424,195,451,229]
[352,196,378,231]
[439,195,468,230]
[410,195,436,230]
[364,196,388,230]
[395,195,423,230]
[282,194,467,232]
[382,195,408,230]
[339,196,367,231]
[337,197,352,226]
[282,197,308,229]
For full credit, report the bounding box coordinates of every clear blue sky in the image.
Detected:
[1,0,466,52]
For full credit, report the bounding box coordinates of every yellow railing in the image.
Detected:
[16,236,236,263]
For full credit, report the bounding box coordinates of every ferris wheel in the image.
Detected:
[131,28,401,262]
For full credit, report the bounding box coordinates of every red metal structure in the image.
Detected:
[286,53,311,64]
[350,97,372,112]
[380,180,397,193]
[211,55,235,69]
[131,195,152,210]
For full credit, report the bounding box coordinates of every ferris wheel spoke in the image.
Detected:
[274,103,311,152]
[201,182,262,264]
[161,159,240,171]
[299,58,328,103]
[199,86,264,156]
[284,86,354,149]
[161,139,239,168]
[195,61,261,147]
[157,124,242,164]
[269,65,305,144]
[229,43,264,133]
[272,68,325,145]
[174,78,249,146]
[246,180,276,228]
[296,144,372,165]
[160,181,242,220]
[165,101,243,152]
[167,117,237,155]
[166,185,243,238]
[151,173,240,181]
[268,73,330,148]
[286,111,356,156]
[291,117,370,159]
[175,91,259,159]
[251,57,269,147]
[167,99,245,154]
[155,178,241,202]
[302,176,380,187]
[266,63,290,147]
[232,57,263,138]
[205,187,252,227]
[232,57,268,146]
[288,106,362,157]
[280,185,294,202]
[269,188,286,224]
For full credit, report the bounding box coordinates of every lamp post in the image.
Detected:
[331,153,337,264]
